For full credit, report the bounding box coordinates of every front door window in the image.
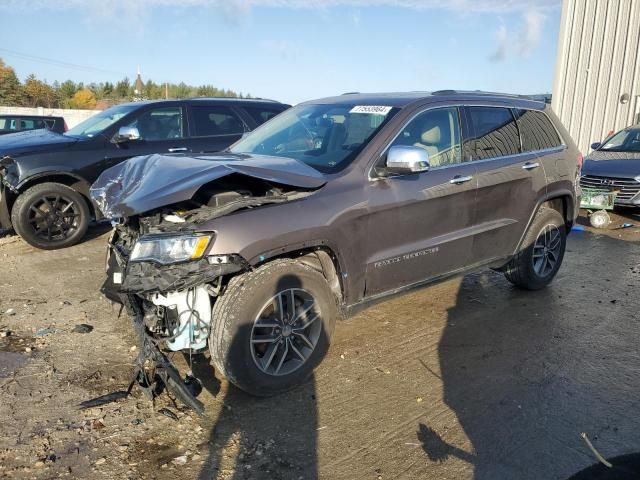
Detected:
[389,107,463,168]
[127,107,185,141]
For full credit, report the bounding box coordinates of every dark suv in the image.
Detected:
[92,91,580,411]
[0,98,289,249]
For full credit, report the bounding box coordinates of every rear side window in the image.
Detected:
[466,107,520,160]
[19,119,35,129]
[514,109,562,151]
[243,105,286,125]
[192,106,246,136]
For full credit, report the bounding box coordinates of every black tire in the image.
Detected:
[11,182,90,250]
[504,207,567,290]
[209,259,337,396]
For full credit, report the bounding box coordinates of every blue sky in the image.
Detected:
[0,0,562,105]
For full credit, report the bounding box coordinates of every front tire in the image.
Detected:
[504,207,567,290]
[11,182,90,250]
[209,259,337,396]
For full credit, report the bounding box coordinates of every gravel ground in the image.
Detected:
[0,210,638,480]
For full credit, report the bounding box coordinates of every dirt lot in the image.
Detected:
[0,210,639,480]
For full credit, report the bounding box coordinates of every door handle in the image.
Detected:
[450,175,473,185]
[522,162,540,170]
[168,147,188,153]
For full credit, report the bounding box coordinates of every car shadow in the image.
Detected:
[84,222,113,242]
[197,273,321,480]
[419,230,640,479]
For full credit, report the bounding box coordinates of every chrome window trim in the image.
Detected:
[368,103,567,181]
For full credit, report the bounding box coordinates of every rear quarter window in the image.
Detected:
[243,105,287,125]
[192,105,246,136]
[514,109,562,151]
[466,106,521,160]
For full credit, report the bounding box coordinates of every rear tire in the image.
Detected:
[11,182,90,250]
[504,207,566,290]
[209,259,337,396]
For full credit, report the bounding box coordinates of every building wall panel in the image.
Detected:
[553,0,640,153]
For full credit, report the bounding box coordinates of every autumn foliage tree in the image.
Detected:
[23,74,58,108]
[67,89,97,109]
[0,59,24,106]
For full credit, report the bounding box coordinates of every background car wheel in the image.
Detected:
[11,182,90,250]
[504,207,567,290]
[209,259,338,396]
[589,210,611,229]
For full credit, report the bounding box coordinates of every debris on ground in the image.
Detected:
[72,324,94,334]
[172,455,188,466]
[158,407,179,421]
[78,390,130,409]
[613,223,636,230]
[4,308,15,316]
[34,327,57,337]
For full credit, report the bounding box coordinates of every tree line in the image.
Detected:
[0,58,248,110]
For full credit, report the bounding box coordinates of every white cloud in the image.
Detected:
[517,10,545,55]
[489,9,547,62]
[489,24,508,62]
[2,0,557,44]
[351,10,361,26]
[2,0,561,14]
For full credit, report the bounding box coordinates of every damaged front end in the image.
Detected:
[0,156,19,229]
[91,153,325,413]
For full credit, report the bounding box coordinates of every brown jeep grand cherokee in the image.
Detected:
[92,91,581,412]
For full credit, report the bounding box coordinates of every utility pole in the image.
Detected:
[165,82,168,99]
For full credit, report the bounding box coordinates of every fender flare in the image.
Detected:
[15,171,99,218]
[16,169,89,191]
[248,239,351,304]
[513,188,576,255]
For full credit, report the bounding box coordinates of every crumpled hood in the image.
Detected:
[0,129,77,156]
[90,152,326,218]
[583,150,640,178]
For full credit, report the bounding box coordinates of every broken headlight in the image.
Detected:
[130,233,213,265]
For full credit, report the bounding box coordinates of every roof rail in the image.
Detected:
[431,89,457,95]
[431,89,541,100]
[191,96,280,103]
[341,92,360,95]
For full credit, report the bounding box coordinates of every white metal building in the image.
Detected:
[552,0,640,154]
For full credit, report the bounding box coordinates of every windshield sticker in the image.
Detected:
[350,105,392,115]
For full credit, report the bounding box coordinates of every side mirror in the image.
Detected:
[385,146,430,175]
[112,126,140,143]
[590,142,601,150]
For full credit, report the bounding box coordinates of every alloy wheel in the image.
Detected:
[532,224,561,277]
[250,288,322,376]
[26,194,82,242]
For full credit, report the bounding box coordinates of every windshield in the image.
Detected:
[64,104,138,138]
[599,128,640,152]
[230,103,398,173]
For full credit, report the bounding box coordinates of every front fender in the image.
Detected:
[15,167,87,190]
[248,239,353,305]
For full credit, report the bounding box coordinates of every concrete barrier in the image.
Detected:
[0,106,101,129]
